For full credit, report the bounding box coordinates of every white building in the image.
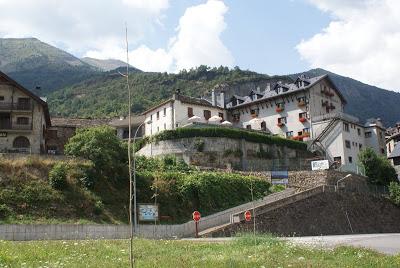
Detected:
[142,92,226,136]
[140,74,386,171]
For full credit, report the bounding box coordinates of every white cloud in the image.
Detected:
[0,0,169,55]
[297,0,400,91]
[88,0,234,72]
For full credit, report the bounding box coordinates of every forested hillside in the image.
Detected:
[48,66,289,118]
[0,38,100,93]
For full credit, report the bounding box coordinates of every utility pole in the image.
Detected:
[125,23,134,268]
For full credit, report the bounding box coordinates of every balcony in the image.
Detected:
[277,122,285,127]
[297,100,306,107]
[276,107,284,113]
[0,123,32,131]
[0,102,32,111]
[299,117,307,123]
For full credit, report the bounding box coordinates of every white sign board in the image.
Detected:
[138,204,159,221]
[311,160,330,171]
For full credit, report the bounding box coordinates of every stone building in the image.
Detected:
[46,118,110,154]
[0,71,50,154]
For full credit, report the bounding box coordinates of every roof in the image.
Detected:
[388,143,400,159]
[50,118,111,128]
[226,74,347,110]
[0,70,51,126]
[109,115,145,127]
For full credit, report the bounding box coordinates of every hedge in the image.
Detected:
[135,127,307,151]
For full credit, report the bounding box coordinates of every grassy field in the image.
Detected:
[0,235,399,268]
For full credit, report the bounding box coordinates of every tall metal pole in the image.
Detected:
[125,24,134,268]
[133,121,146,234]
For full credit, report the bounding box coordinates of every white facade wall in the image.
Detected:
[308,81,344,118]
[365,126,386,156]
[340,122,366,164]
[143,99,226,136]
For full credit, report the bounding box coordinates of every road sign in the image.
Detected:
[192,211,201,222]
[271,170,289,185]
[244,210,251,221]
[311,160,329,170]
[138,204,159,221]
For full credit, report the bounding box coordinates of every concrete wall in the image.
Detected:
[137,137,312,171]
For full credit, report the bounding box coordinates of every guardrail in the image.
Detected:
[313,112,359,123]
[0,102,32,111]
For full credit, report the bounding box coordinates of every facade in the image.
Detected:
[142,93,226,136]
[385,123,400,179]
[0,71,50,154]
[109,115,145,140]
[46,118,110,154]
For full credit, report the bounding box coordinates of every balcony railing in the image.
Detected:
[0,102,32,111]
[0,123,32,130]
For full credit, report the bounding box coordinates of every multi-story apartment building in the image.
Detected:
[140,74,385,170]
[142,91,226,136]
[0,71,50,154]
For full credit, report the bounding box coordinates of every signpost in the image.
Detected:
[271,170,289,185]
[138,204,159,222]
[192,211,201,238]
[244,210,251,222]
[311,160,329,171]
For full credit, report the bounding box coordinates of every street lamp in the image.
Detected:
[336,174,352,191]
[132,120,152,232]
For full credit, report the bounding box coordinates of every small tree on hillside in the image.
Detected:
[65,126,127,180]
[358,147,397,185]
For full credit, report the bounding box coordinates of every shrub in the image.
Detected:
[389,182,400,205]
[135,127,307,151]
[65,126,127,180]
[93,200,104,215]
[69,162,97,189]
[49,163,68,190]
[358,148,397,185]
[0,204,12,219]
[193,138,205,152]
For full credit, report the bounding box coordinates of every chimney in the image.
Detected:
[211,89,216,106]
[219,92,225,108]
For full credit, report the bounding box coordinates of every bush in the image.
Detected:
[93,200,104,215]
[49,163,68,190]
[0,204,12,219]
[135,127,307,151]
[389,182,400,205]
[70,162,97,189]
[359,148,397,185]
[65,126,127,180]
[193,138,205,152]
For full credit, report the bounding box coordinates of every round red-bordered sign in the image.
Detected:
[192,211,201,222]
[244,210,251,221]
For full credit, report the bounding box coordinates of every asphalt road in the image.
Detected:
[286,234,400,255]
[183,234,400,255]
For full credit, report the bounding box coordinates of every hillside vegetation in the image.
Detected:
[0,38,100,93]
[47,65,288,118]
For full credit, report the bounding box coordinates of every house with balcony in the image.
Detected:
[0,71,50,153]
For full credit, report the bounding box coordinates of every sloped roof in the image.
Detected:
[109,115,145,127]
[0,70,51,126]
[51,118,111,128]
[389,143,400,159]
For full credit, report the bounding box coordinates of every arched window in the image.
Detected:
[261,121,267,131]
[13,136,30,148]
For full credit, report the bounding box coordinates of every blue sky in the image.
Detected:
[0,0,399,90]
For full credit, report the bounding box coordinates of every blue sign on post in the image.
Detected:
[271,170,289,185]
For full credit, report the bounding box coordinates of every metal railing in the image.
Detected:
[313,112,359,123]
[0,124,32,131]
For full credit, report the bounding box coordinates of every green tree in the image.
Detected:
[64,126,127,180]
[358,147,397,185]
[388,182,400,205]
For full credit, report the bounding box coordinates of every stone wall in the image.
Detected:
[138,137,313,171]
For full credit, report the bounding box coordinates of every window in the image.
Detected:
[0,96,4,101]
[156,111,160,120]
[381,148,385,154]
[17,98,31,110]
[389,143,392,153]
[299,112,307,119]
[187,107,193,118]
[163,108,166,117]
[150,114,153,121]
[250,109,259,117]
[343,123,349,132]
[13,136,30,148]
[349,156,353,163]
[334,156,342,165]
[357,128,361,136]
[277,117,286,125]
[261,121,267,131]
[303,128,310,134]
[246,125,251,129]
[365,131,372,138]
[359,144,362,150]
[204,110,211,120]
[393,158,400,166]
[233,113,240,122]
[157,126,159,132]
[286,131,293,138]
[345,140,351,148]
[164,123,166,130]
[218,112,224,122]
[16,117,29,125]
